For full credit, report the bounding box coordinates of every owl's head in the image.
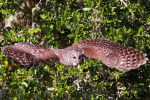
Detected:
[59,49,83,66]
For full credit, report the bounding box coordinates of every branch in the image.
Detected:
[119,0,135,18]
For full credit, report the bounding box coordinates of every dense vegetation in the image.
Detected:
[0,0,150,99]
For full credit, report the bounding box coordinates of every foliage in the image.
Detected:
[0,0,150,99]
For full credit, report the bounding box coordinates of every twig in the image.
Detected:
[119,0,135,18]
[32,0,42,29]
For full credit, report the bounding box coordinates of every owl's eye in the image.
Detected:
[73,56,77,59]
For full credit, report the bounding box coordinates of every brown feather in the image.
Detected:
[2,39,148,72]
[2,43,58,67]
[72,39,148,72]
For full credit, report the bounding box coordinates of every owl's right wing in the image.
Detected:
[72,39,148,72]
[2,43,59,66]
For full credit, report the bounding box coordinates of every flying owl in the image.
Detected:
[2,39,148,72]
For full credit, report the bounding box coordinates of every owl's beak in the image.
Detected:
[73,59,83,66]
[73,61,79,66]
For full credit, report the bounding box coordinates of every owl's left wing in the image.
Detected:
[72,39,148,72]
[2,43,59,67]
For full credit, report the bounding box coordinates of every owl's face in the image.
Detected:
[59,49,83,66]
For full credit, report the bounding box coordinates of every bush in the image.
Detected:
[0,0,149,99]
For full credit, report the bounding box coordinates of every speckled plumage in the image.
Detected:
[2,39,148,72]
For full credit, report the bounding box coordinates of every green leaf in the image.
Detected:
[67,34,75,38]
[9,82,17,86]
[22,82,28,87]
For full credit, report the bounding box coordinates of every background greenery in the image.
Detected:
[0,0,150,99]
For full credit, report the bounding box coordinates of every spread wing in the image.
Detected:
[72,39,148,72]
[2,43,59,67]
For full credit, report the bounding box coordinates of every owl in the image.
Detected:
[2,39,148,72]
